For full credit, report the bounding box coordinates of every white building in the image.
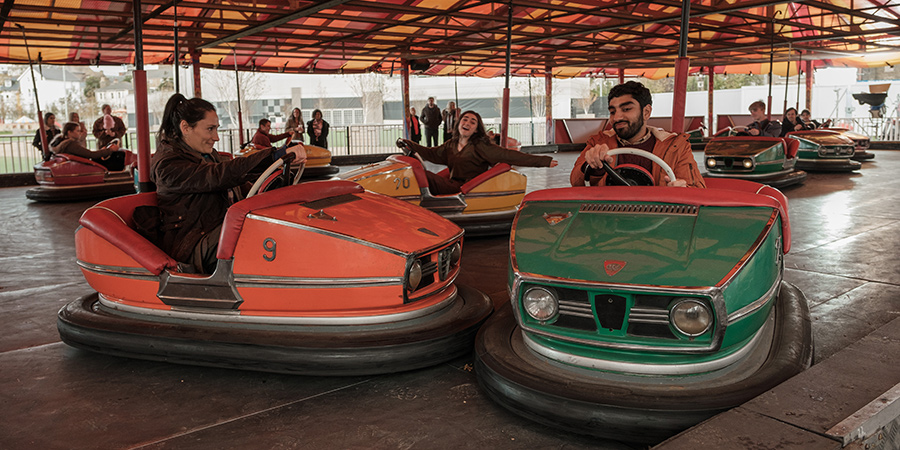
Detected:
[17,66,86,111]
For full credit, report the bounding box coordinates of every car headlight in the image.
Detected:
[448,242,461,266]
[743,158,753,169]
[523,287,558,322]
[670,299,712,336]
[706,158,716,168]
[407,260,423,291]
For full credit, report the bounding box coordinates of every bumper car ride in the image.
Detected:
[787,130,862,171]
[339,155,528,236]
[703,136,807,188]
[58,179,492,376]
[26,150,137,202]
[474,178,813,444]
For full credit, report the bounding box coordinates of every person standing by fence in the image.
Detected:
[92,104,126,149]
[285,107,305,143]
[32,112,60,162]
[407,107,422,143]
[442,101,459,143]
[420,97,442,147]
[307,109,330,149]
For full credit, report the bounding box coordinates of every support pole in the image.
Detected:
[132,0,153,193]
[528,72,534,145]
[708,66,715,137]
[173,0,179,93]
[671,0,691,133]
[191,49,202,98]
[500,1,512,149]
[401,59,410,140]
[233,49,244,146]
[796,52,802,110]
[618,70,624,85]
[805,60,813,112]
[17,24,49,161]
[545,65,553,145]
[783,43,792,115]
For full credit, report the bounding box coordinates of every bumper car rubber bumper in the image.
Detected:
[25,181,136,202]
[473,281,813,445]
[703,169,807,189]
[795,158,862,172]
[58,283,493,376]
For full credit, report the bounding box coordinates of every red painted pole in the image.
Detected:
[500,88,510,148]
[707,66,714,137]
[545,65,553,144]
[132,0,153,192]
[805,60,813,112]
[671,57,690,133]
[401,59,410,140]
[192,50,202,98]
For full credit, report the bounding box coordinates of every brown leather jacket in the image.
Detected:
[570,127,705,188]
[150,140,276,262]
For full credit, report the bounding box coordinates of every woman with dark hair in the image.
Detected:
[151,93,306,274]
[307,109,329,148]
[49,121,125,170]
[285,107,305,142]
[397,110,557,195]
[32,112,60,161]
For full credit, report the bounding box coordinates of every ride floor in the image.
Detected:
[2,151,899,449]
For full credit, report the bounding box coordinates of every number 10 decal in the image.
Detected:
[263,238,277,261]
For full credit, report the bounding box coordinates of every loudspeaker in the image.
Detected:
[410,59,431,71]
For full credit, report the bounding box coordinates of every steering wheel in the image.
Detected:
[584,147,676,187]
[247,153,296,198]
[396,138,426,165]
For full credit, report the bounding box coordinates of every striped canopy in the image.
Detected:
[1,0,899,79]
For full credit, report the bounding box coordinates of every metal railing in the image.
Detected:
[0,120,596,176]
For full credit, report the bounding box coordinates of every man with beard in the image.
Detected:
[570,81,705,188]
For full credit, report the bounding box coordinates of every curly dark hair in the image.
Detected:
[608,81,653,109]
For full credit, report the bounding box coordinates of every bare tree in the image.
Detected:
[346,73,392,124]
[204,68,267,129]
[574,77,600,117]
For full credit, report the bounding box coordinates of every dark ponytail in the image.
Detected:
[157,93,216,145]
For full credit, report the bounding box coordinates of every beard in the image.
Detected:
[613,115,644,141]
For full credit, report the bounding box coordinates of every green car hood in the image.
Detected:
[512,200,774,288]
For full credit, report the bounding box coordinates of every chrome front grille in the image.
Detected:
[580,203,698,216]
[820,145,854,157]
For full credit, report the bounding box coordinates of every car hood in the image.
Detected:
[788,131,854,146]
[253,190,462,254]
[511,199,775,288]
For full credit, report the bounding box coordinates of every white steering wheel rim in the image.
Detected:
[247,158,287,198]
[292,162,306,185]
[607,147,676,185]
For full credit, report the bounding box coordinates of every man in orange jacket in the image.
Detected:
[570,81,705,188]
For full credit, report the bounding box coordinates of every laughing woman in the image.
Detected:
[397,110,557,195]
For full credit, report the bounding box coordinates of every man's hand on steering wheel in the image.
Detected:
[581,145,684,187]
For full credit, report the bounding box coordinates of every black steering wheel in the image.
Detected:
[583,147,676,187]
[247,153,297,197]
[396,138,426,164]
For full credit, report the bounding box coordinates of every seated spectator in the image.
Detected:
[50,122,125,171]
[251,118,293,150]
[743,101,781,137]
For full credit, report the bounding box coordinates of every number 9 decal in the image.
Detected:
[263,238,276,261]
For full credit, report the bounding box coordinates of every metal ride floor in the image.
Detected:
[2,151,899,449]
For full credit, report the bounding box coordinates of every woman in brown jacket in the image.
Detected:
[50,121,125,171]
[150,93,306,273]
[398,110,557,195]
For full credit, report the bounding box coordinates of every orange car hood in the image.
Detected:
[250,191,462,253]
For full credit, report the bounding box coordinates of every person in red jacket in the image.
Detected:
[571,81,705,188]
[251,118,293,150]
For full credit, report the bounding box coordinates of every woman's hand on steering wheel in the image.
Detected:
[396,138,415,156]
